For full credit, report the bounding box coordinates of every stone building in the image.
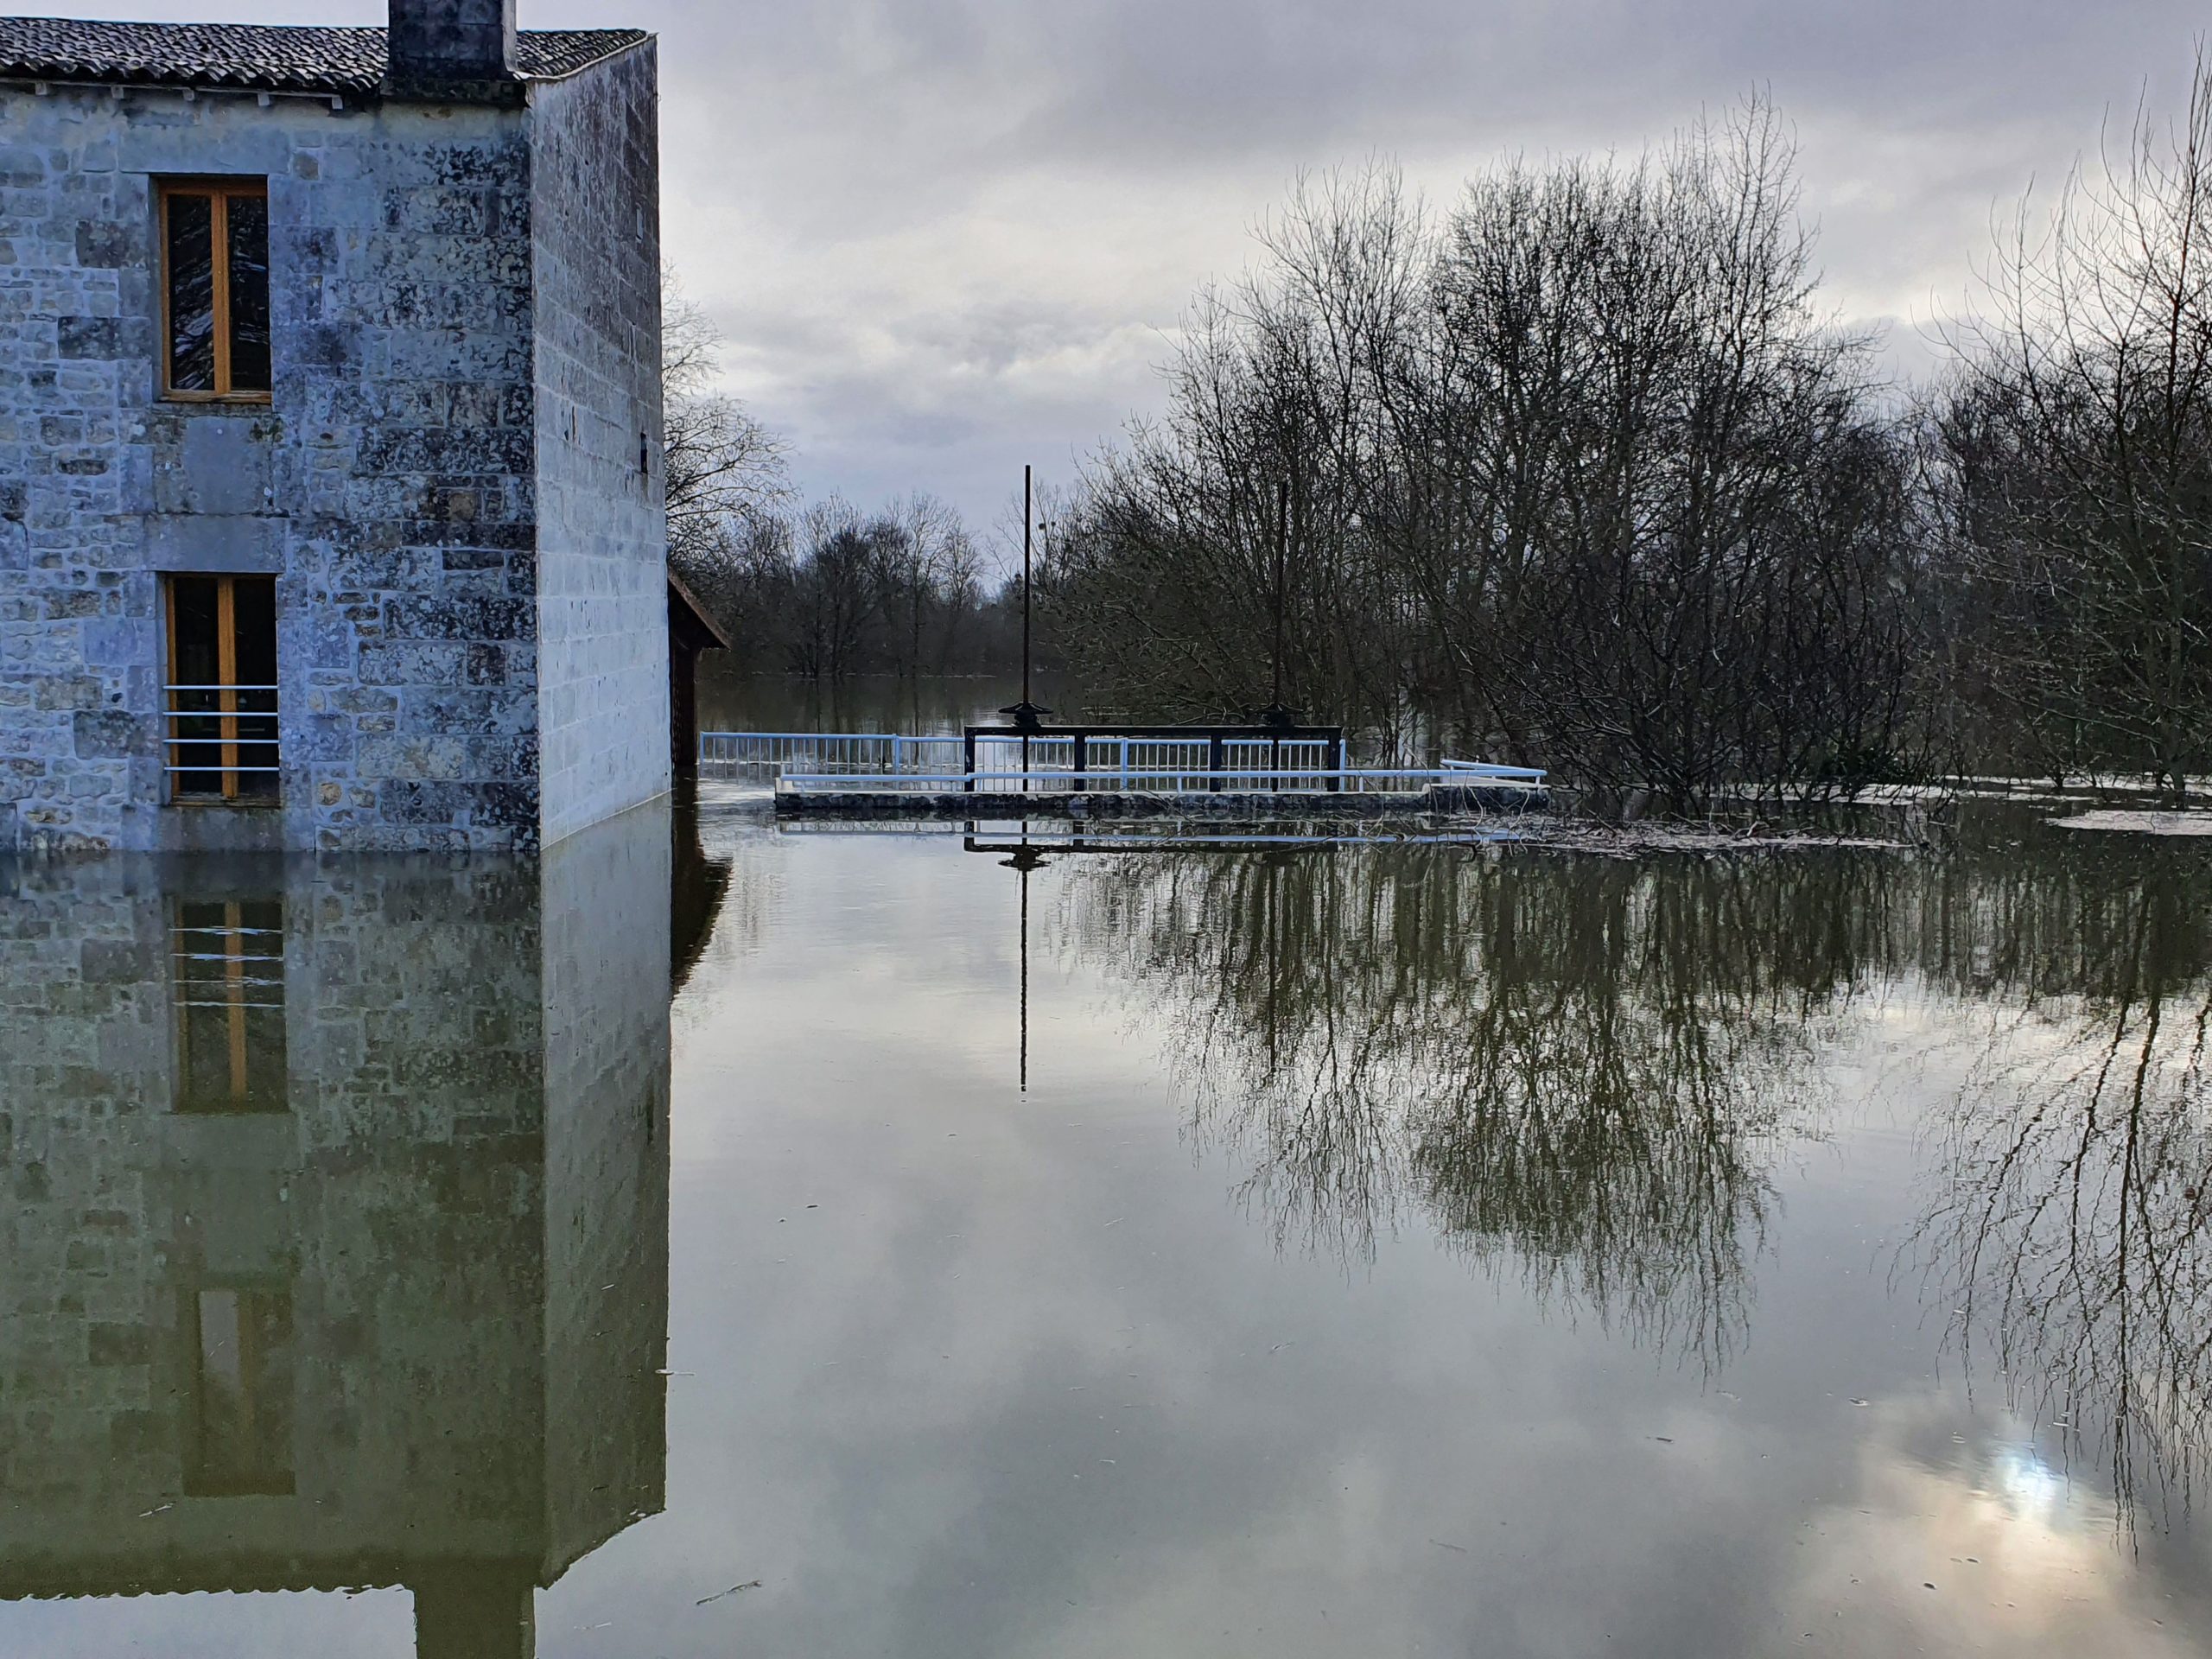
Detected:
[0,2,675,853]
[0,803,675,1656]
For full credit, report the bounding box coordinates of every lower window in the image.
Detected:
[166,574,279,803]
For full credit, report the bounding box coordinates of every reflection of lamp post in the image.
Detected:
[1000,837,1050,1092]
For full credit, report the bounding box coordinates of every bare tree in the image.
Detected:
[1934,49,2212,798]
[1044,103,1926,807]
[662,267,793,576]
[878,493,975,683]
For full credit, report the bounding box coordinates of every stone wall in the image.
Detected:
[0,46,666,855]
[0,86,544,852]
[0,824,669,1602]
[528,44,671,847]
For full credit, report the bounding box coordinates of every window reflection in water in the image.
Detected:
[172,898,286,1113]
[185,1286,295,1497]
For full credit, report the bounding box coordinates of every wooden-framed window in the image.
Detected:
[171,897,287,1114]
[165,574,280,804]
[158,178,270,401]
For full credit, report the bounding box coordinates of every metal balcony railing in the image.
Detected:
[165,682,280,799]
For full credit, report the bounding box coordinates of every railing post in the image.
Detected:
[1208,734,1224,792]
[1072,731,1087,794]
[1121,737,1130,791]
[963,729,976,794]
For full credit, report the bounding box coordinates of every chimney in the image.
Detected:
[386,0,518,86]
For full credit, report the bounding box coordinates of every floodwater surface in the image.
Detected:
[692,666,1039,736]
[6,804,2212,1656]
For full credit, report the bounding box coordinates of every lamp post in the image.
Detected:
[1253,478,1302,783]
[998,464,1052,788]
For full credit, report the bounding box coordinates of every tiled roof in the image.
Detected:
[0,18,650,95]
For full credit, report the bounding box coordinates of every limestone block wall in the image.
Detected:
[0,86,543,852]
[528,45,671,847]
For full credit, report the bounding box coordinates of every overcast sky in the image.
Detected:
[38,0,2212,556]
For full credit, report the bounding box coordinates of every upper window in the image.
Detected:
[159,179,270,401]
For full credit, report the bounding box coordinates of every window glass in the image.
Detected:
[231,578,280,801]
[166,192,217,393]
[168,575,225,798]
[226,194,270,392]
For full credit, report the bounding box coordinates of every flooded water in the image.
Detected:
[693,668,1037,736]
[7,803,2212,1656]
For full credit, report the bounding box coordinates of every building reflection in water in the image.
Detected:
[0,798,683,1658]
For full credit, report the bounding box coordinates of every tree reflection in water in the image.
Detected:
[1910,846,2212,1529]
[1071,846,1904,1370]
[1072,827,2212,1515]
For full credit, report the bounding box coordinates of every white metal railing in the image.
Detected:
[702,730,1548,798]
[965,734,1340,791]
[1438,759,1549,780]
[698,731,965,781]
[694,733,1344,784]
[164,683,280,785]
[776,762,1547,798]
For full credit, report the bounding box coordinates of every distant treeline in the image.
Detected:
[1039,76,2212,805]
[670,62,2212,804]
[680,492,1026,682]
[659,280,1024,682]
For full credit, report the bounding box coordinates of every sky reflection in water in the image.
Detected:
[4,804,2211,1656]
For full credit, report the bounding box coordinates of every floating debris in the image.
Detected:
[697,1580,763,1606]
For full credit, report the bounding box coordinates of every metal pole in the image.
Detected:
[1023,463,1034,713]
[1022,463,1033,790]
[1272,478,1288,714]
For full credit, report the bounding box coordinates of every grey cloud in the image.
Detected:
[38,0,2212,530]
